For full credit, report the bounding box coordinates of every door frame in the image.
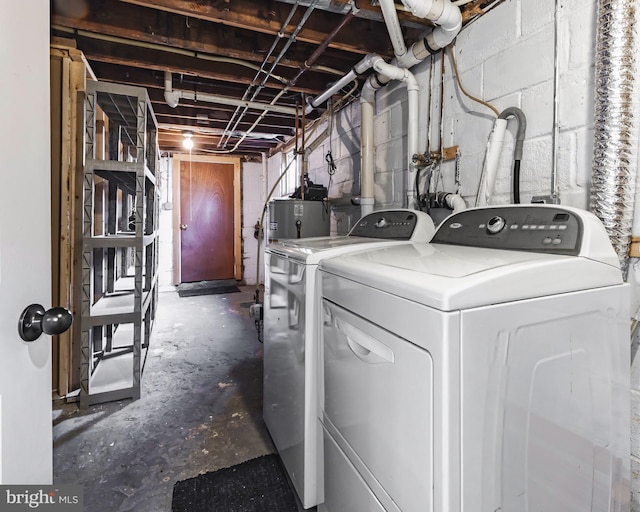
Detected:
[172,153,242,285]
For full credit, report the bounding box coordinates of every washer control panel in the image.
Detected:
[432,206,583,255]
[350,210,423,240]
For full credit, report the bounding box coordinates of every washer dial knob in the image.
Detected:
[486,215,506,234]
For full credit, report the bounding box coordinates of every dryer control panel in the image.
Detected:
[349,209,433,241]
[432,206,583,255]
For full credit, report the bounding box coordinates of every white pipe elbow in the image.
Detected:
[372,59,406,82]
[164,91,181,109]
[403,0,462,52]
[354,54,379,75]
[435,0,463,29]
[164,71,180,108]
[427,5,462,50]
[445,193,466,213]
[400,0,438,19]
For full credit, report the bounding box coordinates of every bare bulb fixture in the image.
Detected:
[182,131,194,150]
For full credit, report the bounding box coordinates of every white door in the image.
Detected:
[0,0,54,484]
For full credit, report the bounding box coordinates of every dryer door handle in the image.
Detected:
[335,317,394,364]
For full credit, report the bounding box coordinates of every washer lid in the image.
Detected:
[266,208,435,263]
[320,242,624,311]
[267,236,389,263]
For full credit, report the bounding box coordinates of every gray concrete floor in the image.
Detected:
[53,286,303,512]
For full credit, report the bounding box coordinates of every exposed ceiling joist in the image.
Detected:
[52,0,500,156]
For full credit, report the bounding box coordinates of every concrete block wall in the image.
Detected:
[303,100,365,235]
[157,156,175,290]
[242,160,267,286]
[270,0,599,213]
[427,0,596,209]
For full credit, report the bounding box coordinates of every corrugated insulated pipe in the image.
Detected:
[591,0,640,274]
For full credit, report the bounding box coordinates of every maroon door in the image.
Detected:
[179,161,235,282]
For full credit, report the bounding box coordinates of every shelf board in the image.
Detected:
[87,159,145,174]
[82,233,156,249]
[89,324,149,396]
[84,281,157,327]
[87,291,138,326]
[114,276,135,292]
[84,234,136,249]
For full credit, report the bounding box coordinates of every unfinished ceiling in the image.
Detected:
[51,0,502,159]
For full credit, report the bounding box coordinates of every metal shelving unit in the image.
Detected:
[78,80,159,408]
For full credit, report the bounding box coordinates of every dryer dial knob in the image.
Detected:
[486,215,506,234]
[375,217,388,228]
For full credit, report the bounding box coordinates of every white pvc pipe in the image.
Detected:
[379,0,409,59]
[180,90,298,115]
[444,193,466,213]
[360,81,376,217]
[477,118,508,206]
[424,0,463,50]
[306,54,378,113]
[307,69,357,112]
[406,83,420,209]
[163,72,298,115]
[378,0,460,67]
[370,58,420,210]
[164,71,180,108]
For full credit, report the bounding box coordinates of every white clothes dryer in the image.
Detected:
[318,205,629,512]
[263,209,435,509]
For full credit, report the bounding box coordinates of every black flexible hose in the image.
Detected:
[513,159,521,204]
[415,167,423,211]
[499,107,526,205]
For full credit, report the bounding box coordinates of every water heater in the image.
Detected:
[268,198,330,241]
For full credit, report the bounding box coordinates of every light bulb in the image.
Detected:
[182,132,194,150]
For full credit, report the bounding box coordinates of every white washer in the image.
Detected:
[318,205,629,512]
[263,209,435,509]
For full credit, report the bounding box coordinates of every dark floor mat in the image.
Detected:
[171,454,298,512]
[177,280,240,297]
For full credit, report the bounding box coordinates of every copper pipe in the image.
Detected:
[288,10,356,87]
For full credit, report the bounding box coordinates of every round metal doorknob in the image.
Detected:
[180,224,188,230]
[18,304,73,342]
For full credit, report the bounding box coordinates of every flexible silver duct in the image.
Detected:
[591,0,640,274]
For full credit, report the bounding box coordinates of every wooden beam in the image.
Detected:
[84,62,300,113]
[118,0,399,56]
[52,0,358,73]
[62,35,333,95]
[153,109,295,134]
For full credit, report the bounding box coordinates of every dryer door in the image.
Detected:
[321,299,434,512]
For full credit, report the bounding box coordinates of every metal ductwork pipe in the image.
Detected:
[590,0,640,275]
